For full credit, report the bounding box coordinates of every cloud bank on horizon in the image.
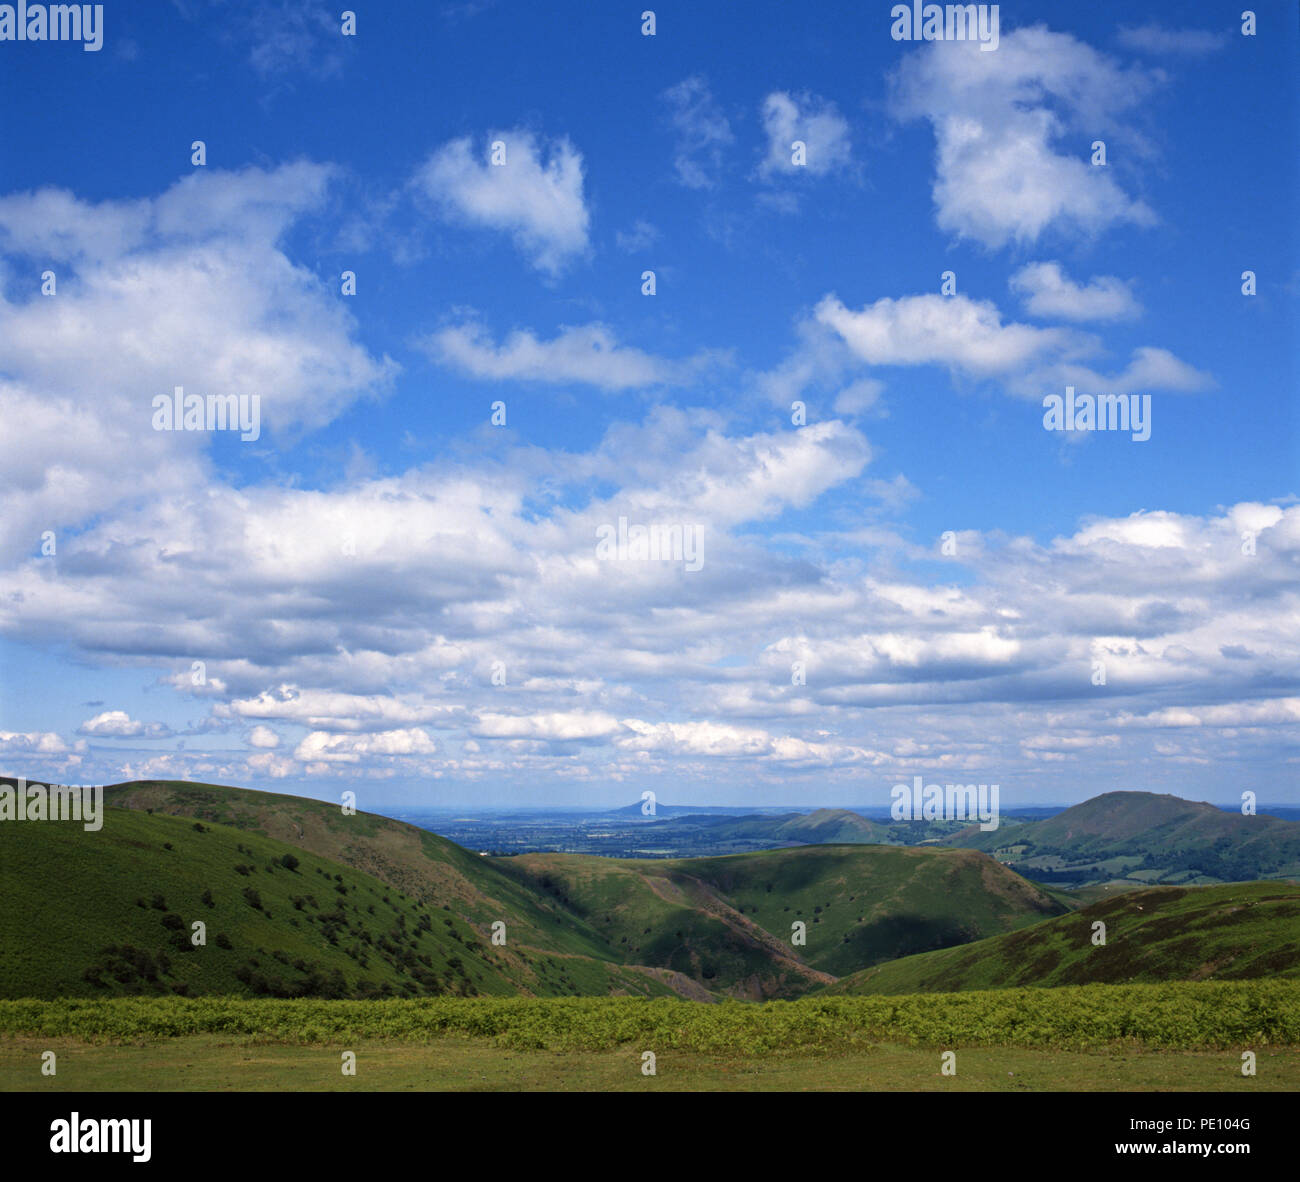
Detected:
[0,2,1295,808]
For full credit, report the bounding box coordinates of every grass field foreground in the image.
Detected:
[6,1034,1296,1092]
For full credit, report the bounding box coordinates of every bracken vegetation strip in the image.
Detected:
[2,981,1298,1053]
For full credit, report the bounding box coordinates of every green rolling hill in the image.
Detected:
[943,791,1300,887]
[101,780,619,962]
[0,778,1069,1001]
[823,881,1300,995]
[631,807,960,854]
[585,793,1300,885]
[12,779,1293,1005]
[700,808,894,845]
[0,802,672,1001]
[503,841,1066,993]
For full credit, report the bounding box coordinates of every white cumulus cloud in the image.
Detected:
[1010,262,1141,322]
[892,26,1159,248]
[415,130,590,274]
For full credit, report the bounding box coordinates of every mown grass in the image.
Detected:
[7,1035,1296,1092]
[3,981,1298,1053]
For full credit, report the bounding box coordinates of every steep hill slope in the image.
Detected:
[0,805,671,1000]
[505,842,1067,995]
[824,881,1300,995]
[103,780,619,962]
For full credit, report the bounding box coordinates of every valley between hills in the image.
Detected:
[3,778,1297,1004]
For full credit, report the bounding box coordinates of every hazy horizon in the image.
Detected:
[6,773,1293,817]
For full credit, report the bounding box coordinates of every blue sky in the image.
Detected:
[0,0,1296,810]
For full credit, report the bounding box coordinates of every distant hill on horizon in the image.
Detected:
[942,790,1300,887]
[592,791,1300,888]
[601,800,791,819]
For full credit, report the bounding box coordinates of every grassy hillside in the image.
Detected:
[945,791,1300,886]
[677,844,1066,977]
[79,780,1067,999]
[638,807,966,853]
[0,806,674,1001]
[703,808,894,845]
[102,780,616,962]
[5,778,1298,1012]
[505,842,1067,993]
[824,881,1300,995]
